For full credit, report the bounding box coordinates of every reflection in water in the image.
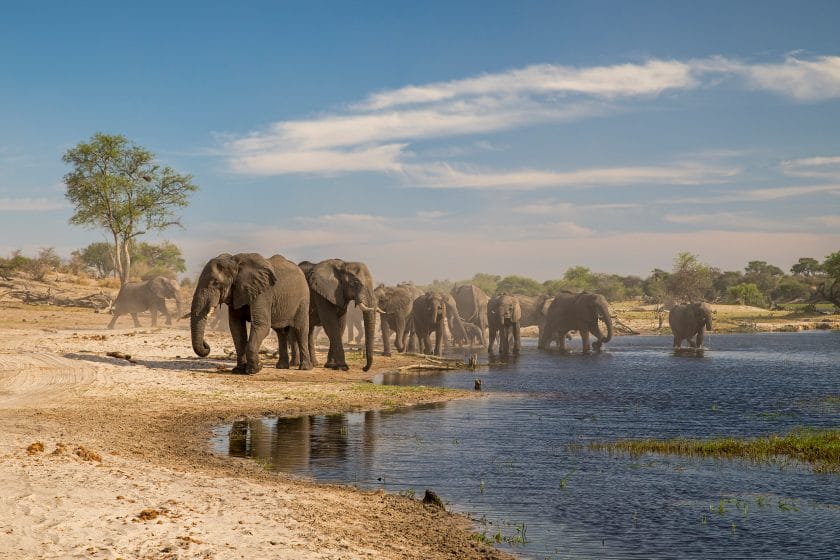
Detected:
[214,332,840,559]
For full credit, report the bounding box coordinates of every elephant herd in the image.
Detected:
[107,252,714,374]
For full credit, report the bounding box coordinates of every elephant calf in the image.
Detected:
[108,276,183,329]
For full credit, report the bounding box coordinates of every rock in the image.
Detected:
[422,489,445,511]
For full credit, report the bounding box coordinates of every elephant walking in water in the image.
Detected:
[487,294,522,356]
[669,302,713,349]
[540,291,613,354]
[190,253,312,373]
[451,284,490,334]
[108,275,183,329]
[375,283,422,356]
[409,292,448,356]
[302,259,378,372]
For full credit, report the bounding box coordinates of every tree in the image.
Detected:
[815,251,840,308]
[562,266,595,291]
[77,242,115,278]
[132,241,186,272]
[726,283,767,307]
[469,273,500,296]
[26,247,62,281]
[743,260,784,296]
[790,257,822,277]
[496,274,543,296]
[63,133,197,286]
[668,252,713,302]
[771,277,812,303]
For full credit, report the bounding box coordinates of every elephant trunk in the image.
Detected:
[704,311,713,331]
[173,291,184,319]
[362,308,375,372]
[190,291,214,357]
[602,306,613,343]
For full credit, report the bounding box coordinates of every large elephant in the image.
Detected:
[410,292,448,356]
[540,291,613,354]
[669,302,713,349]
[107,275,183,329]
[451,284,490,333]
[374,283,421,356]
[303,259,378,372]
[345,302,365,344]
[487,294,522,356]
[190,253,311,373]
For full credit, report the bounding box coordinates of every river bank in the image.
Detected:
[0,302,509,559]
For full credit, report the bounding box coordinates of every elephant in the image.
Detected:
[302,259,378,372]
[409,292,448,356]
[107,275,183,329]
[451,284,490,333]
[190,253,312,373]
[487,294,522,356]
[669,302,713,349]
[442,293,469,347]
[374,283,421,356]
[462,321,486,346]
[345,301,365,344]
[518,294,554,347]
[540,291,613,354]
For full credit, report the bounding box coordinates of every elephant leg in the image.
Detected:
[591,324,605,352]
[580,329,591,354]
[557,330,569,354]
[433,322,443,356]
[150,308,158,327]
[293,320,312,370]
[229,312,249,373]
[321,311,347,370]
[244,319,270,374]
[673,334,681,349]
[308,324,320,367]
[275,328,291,369]
[107,312,120,329]
[131,313,141,328]
[159,301,172,325]
[487,326,497,354]
[695,330,705,348]
[512,324,521,355]
[381,319,392,357]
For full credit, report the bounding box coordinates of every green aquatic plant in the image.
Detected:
[589,427,840,472]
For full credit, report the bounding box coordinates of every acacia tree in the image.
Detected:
[63,133,197,286]
[816,251,840,308]
[668,252,713,302]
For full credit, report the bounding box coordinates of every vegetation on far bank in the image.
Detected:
[588,427,840,473]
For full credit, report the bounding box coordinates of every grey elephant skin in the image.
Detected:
[108,276,183,329]
[302,259,378,372]
[519,294,554,347]
[190,253,311,373]
[669,302,713,349]
[461,321,486,346]
[345,302,365,344]
[487,294,522,356]
[451,284,490,333]
[375,283,422,355]
[540,291,613,353]
[410,292,449,356]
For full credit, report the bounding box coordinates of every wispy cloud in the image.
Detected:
[781,155,840,179]
[223,54,840,183]
[0,197,68,212]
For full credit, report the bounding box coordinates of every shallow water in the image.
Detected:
[213,332,840,559]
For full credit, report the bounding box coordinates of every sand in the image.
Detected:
[0,304,508,560]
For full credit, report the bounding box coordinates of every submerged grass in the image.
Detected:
[589,427,840,473]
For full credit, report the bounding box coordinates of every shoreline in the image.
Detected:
[0,307,511,559]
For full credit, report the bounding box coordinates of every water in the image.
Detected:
[212,332,840,559]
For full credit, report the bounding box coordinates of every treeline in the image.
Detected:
[424,251,840,309]
[0,241,186,283]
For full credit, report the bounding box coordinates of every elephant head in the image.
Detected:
[148,276,184,318]
[689,302,713,331]
[579,292,613,344]
[308,259,377,371]
[190,253,277,357]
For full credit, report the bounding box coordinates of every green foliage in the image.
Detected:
[791,257,822,277]
[668,252,713,302]
[726,283,767,307]
[771,277,812,303]
[744,260,785,294]
[562,266,595,291]
[423,278,454,294]
[63,132,197,285]
[76,242,115,278]
[496,274,543,296]
[816,251,840,307]
[643,268,669,303]
[470,273,500,296]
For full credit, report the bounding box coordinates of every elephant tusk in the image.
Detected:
[181,312,191,320]
[375,306,386,314]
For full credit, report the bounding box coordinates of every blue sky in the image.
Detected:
[1,1,839,283]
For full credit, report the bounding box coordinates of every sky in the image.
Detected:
[1,0,839,284]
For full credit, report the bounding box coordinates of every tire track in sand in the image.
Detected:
[0,352,115,409]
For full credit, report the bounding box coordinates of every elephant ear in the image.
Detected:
[147,276,169,299]
[512,299,522,323]
[231,254,277,309]
[388,287,412,313]
[309,261,344,307]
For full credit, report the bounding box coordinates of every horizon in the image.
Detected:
[2,1,839,284]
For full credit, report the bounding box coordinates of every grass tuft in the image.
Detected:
[589,427,840,473]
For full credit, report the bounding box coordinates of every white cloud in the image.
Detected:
[223,54,840,183]
[405,161,740,189]
[0,197,68,211]
[781,155,840,179]
[664,211,800,231]
[807,215,840,228]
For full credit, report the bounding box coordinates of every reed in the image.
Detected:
[589,427,840,473]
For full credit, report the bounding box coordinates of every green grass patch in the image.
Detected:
[589,427,840,473]
[350,382,452,394]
